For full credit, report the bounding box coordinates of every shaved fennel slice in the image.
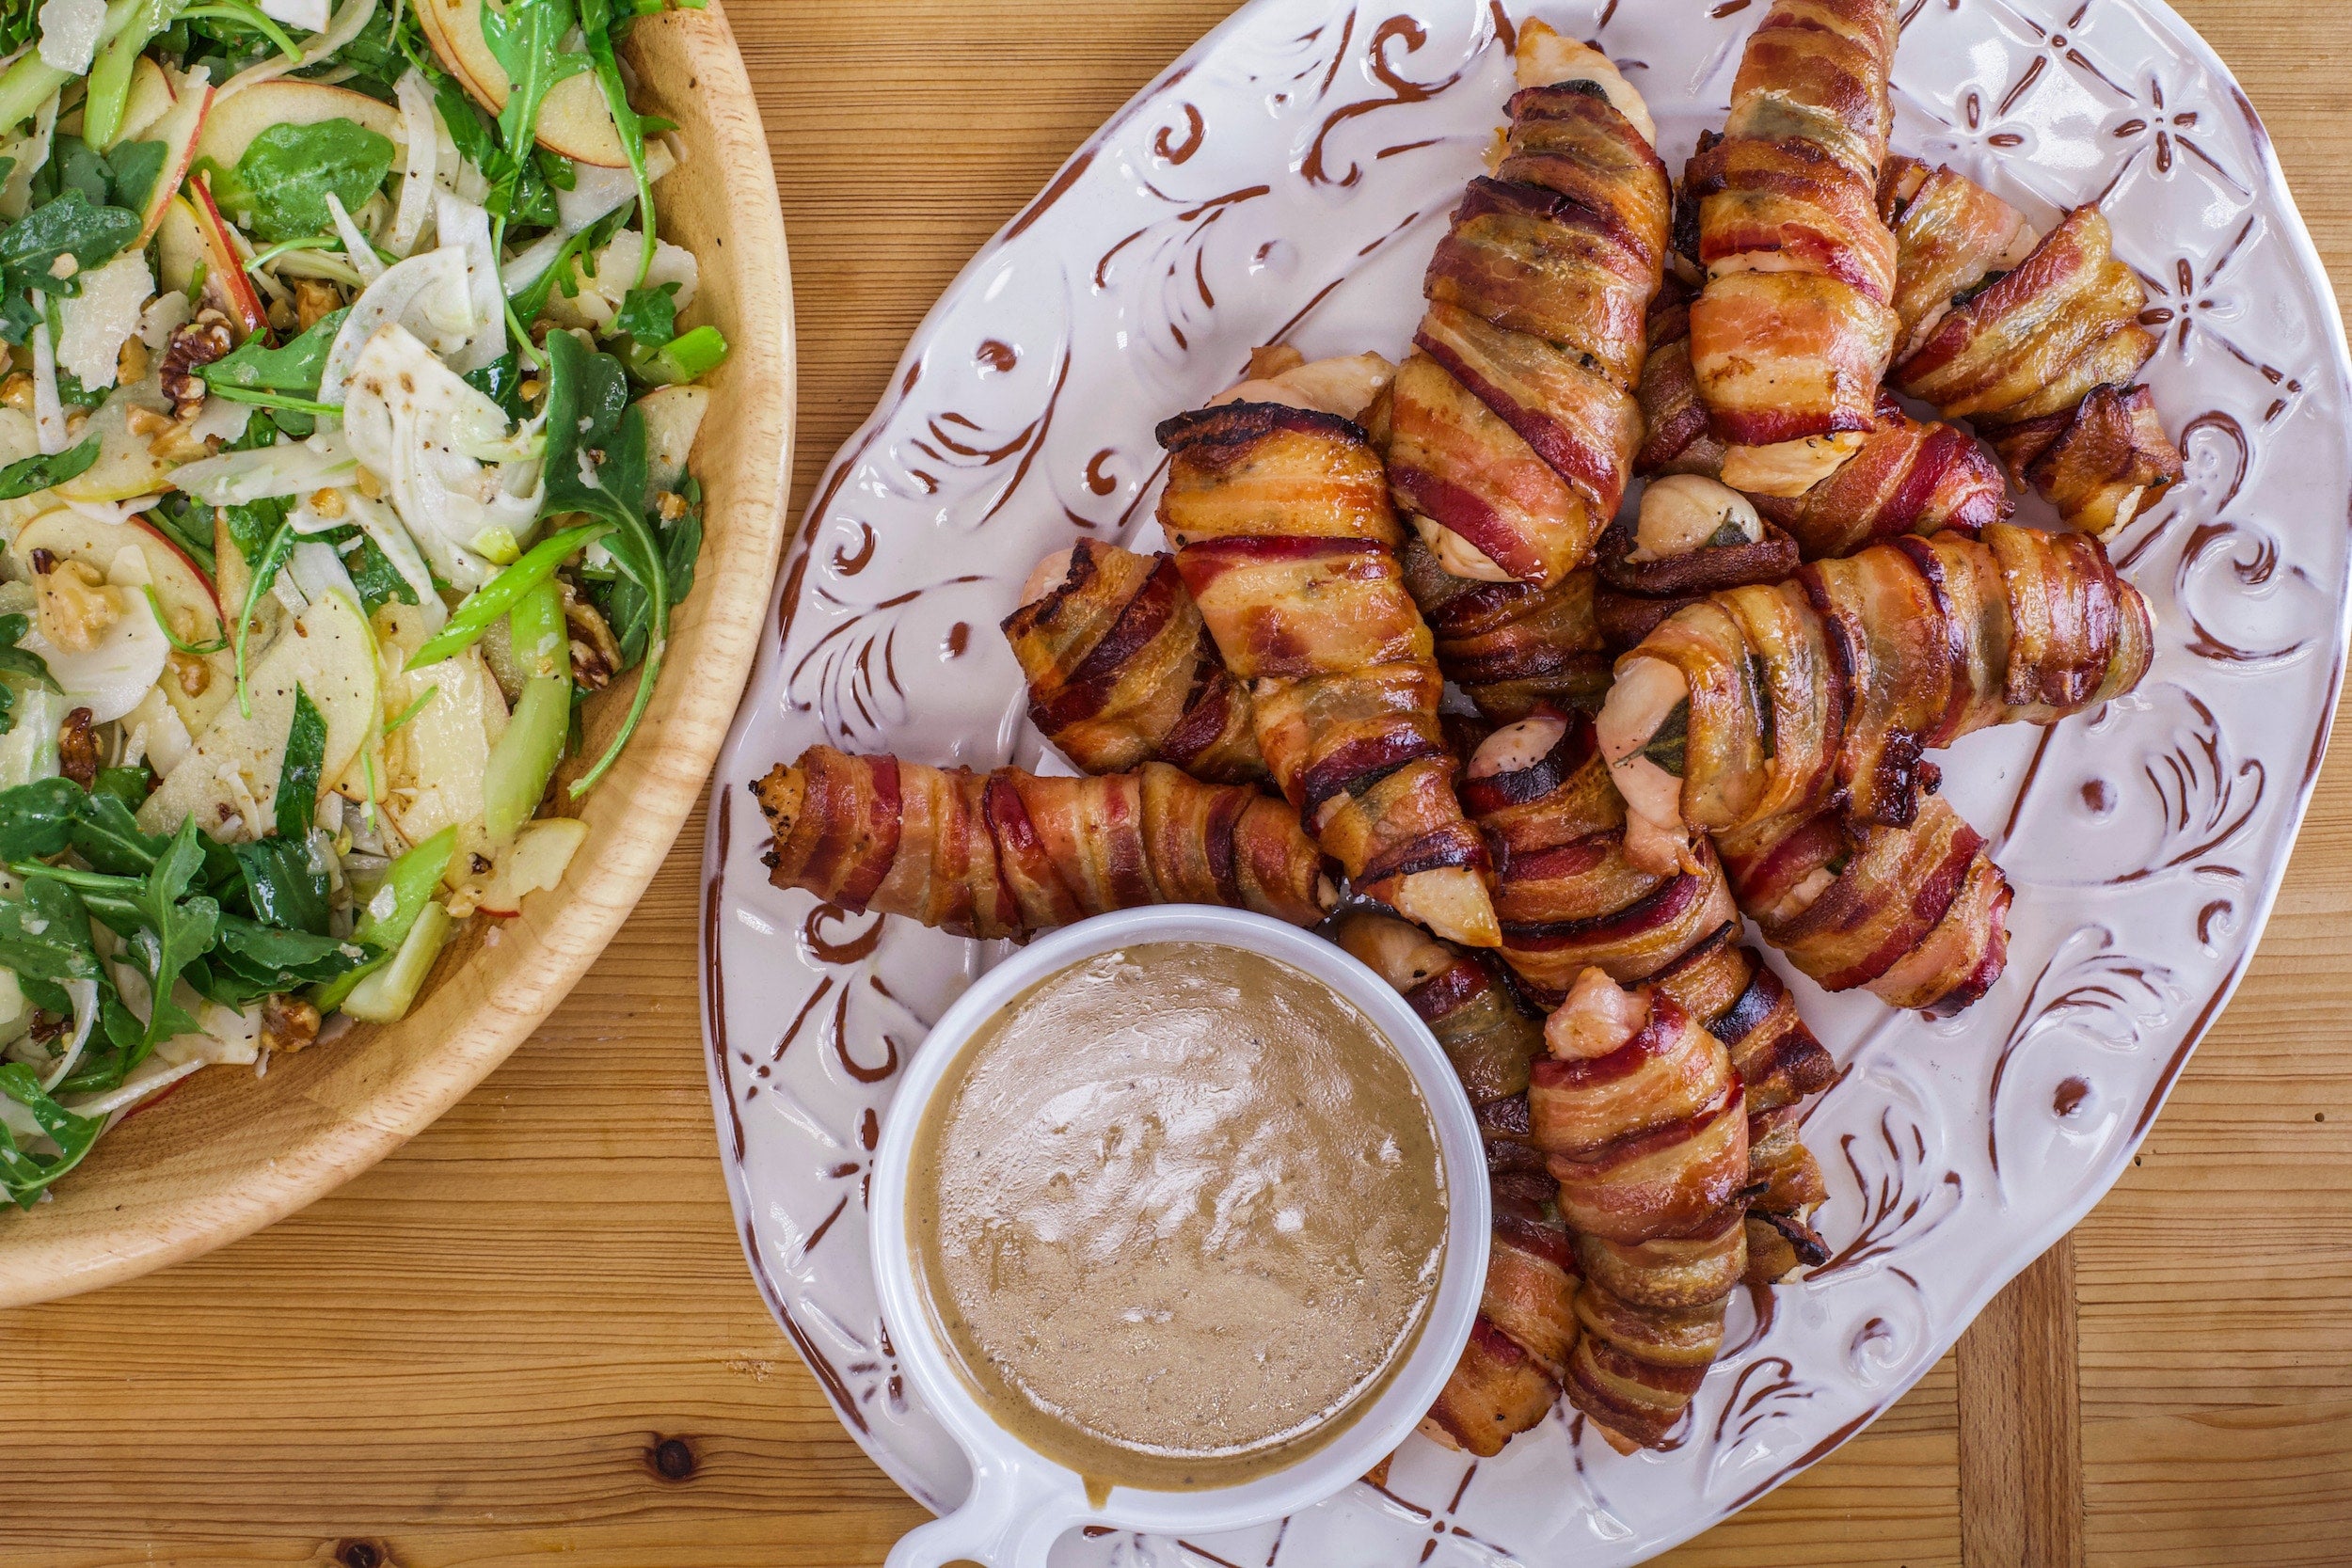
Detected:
[28,321,66,453]
[38,977,99,1092]
[504,140,677,294]
[342,323,539,591]
[341,488,444,632]
[318,246,477,410]
[325,192,385,284]
[389,69,437,255]
[435,190,502,372]
[171,435,358,505]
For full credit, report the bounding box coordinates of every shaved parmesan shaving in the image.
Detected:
[215,0,377,101]
[138,289,191,348]
[259,0,329,30]
[35,0,103,75]
[55,250,154,391]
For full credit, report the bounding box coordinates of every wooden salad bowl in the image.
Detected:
[0,1,793,1308]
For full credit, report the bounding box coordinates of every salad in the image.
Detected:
[0,0,723,1209]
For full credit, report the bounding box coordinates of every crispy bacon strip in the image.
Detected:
[1639,277,2010,558]
[1719,792,2013,1015]
[1613,521,2153,835]
[1387,56,1671,587]
[1158,402,1500,947]
[1532,976,1750,1450]
[1002,540,1265,784]
[1399,532,1613,723]
[1883,157,2184,534]
[1337,912,1573,1457]
[754,746,1332,939]
[1685,0,1901,451]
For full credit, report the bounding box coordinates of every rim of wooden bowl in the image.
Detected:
[0,0,794,1309]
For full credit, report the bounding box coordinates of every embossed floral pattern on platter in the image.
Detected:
[701,1,2352,1562]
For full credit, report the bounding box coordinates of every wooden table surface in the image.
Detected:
[4,2,2348,1564]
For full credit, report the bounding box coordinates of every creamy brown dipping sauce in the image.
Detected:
[909,942,1447,1496]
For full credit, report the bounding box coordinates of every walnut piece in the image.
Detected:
[36,560,119,653]
[562,580,620,692]
[262,994,322,1054]
[56,707,97,787]
[293,278,342,334]
[158,311,233,418]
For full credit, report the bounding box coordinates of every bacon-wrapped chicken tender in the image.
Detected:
[1461,714,1834,1279]
[1597,522,2153,868]
[1158,401,1500,947]
[1685,0,1901,492]
[1387,24,1671,588]
[1882,157,2183,535]
[1719,793,2013,1015]
[754,746,1333,939]
[1399,532,1612,723]
[1337,912,1574,1457]
[1003,541,1264,784]
[1639,278,2010,560]
[1532,969,1749,1450]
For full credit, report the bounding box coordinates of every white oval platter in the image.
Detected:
[700,1,2352,1561]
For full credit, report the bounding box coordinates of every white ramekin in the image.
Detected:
[867,905,1490,1568]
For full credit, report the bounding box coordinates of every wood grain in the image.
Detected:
[2,1,2348,1563]
[1958,1239,2084,1568]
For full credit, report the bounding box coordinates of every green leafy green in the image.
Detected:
[612,280,677,348]
[0,777,88,862]
[0,611,56,737]
[204,119,398,245]
[0,189,142,292]
[0,434,100,499]
[274,686,326,839]
[206,915,368,1003]
[0,1063,102,1209]
[480,0,590,175]
[579,0,653,284]
[228,496,296,718]
[200,307,346,397]
[1641,698,1690,779]
[91,766,151,813]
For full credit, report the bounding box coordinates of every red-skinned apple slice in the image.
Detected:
[14,509,234,733]
[131,72,213,246]
[190,78,403,174]
[416,0,630,167]
[164,182,269,341]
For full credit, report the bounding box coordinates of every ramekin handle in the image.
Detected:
[884,1459,1081,1568]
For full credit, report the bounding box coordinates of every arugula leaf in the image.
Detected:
[68,788,171,878]
[204,119,398,245]
[462,350,532,422]
[200,307,347,397]
[147,494,218,576]
[207,915,370,1003]
[540,332,660,796]
[275,686,326,839]
[480,0,591,173]
[0,433,99,499]
[1641,698,1690,779]
[338,531,419,613]
[102,139,168,216]
[579,0,654,284]
[230,837,331,937]
[0,1063,102,1209]
[612,280,678,348]
[0,877,102,995]
[91,766,151,813]
[230,497,297,718]
[0,778,87,863]
[0,610,55,736]
[119,818,217,1048]
[0,190,142,293]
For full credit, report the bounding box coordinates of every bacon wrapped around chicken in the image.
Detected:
[1399,532,1613,723]
[1002,540,1264,784]
[1158,397,1500,947]
[754,746,1333,939]
[1532,969,1751,1451]
[1596,522,2153,868]
[1640,277,2010,560]
[1459,712,1834,1280]
[1882,156,2184,536]
[1337,912,1575,1457]
[1386,23,1671,588]
[1684,0,1902,493]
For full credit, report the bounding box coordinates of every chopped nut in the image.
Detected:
[168,648,213,696]
[351,466,384,499]
[63,411,87,440]
[126,404,173,437]
[56,707,97,787]
[264,295,297,334]
[655,490,688,522]
[308,486,345,518]
[293,278,342,334]
[47,253,75,280]
[36,560,119,653]
[0,372,29,411]
[261,994,322,1054]
[562,579,620,692]
[117,335,149,385]
[518,377,542,401]
[148,417,218,464]
[159,315,233,418]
